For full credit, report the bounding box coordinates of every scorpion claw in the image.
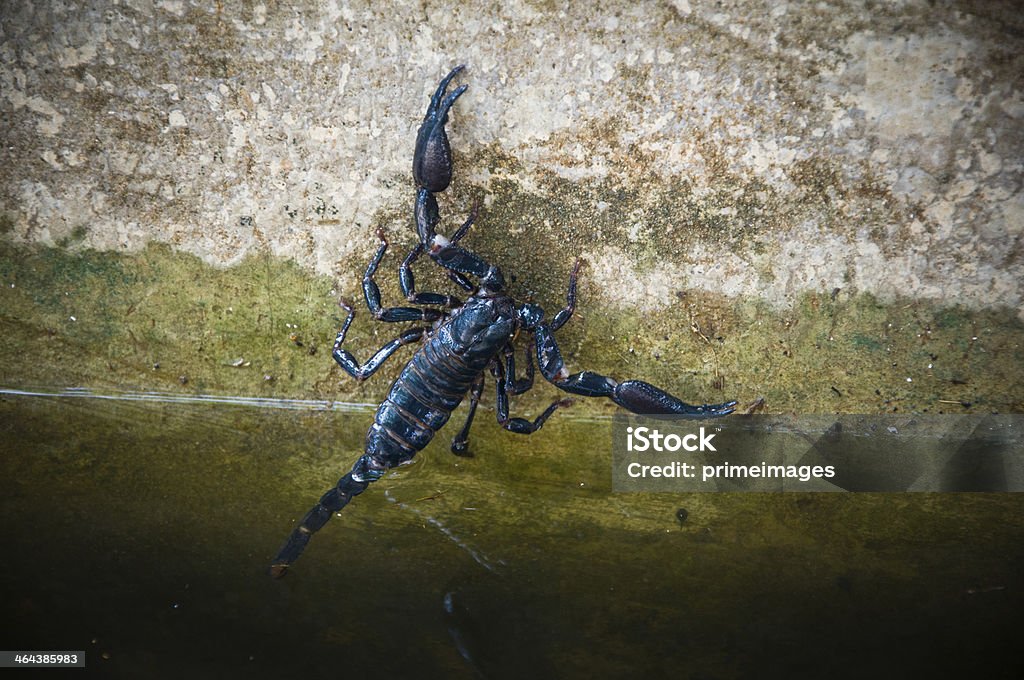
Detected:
[413,66,468,193]
[431,64,465,106]
[612,380,736,419]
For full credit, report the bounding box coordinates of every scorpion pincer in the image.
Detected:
[270,65,736,578]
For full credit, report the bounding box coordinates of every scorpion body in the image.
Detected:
[270,66,736,578]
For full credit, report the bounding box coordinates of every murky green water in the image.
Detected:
[2,391,1022,678]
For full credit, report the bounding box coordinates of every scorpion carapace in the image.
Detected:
[270,66,737,578]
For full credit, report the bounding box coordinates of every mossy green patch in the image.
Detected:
[0,240,343,399]
[1,237,1021,414]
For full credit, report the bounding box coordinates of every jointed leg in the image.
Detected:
[331,298,428,381]
[551,258,584,332]
[415,189,503,289]
[449,340,539,456]
[331,228,454,380]
[438,202,482,291]
[398,206,479,304]
[399,244,465,306]
[363,230,446,323]
[492,357,573,434]
[450,373,485,457]
[449,202,479,244]
[502,342,534,395]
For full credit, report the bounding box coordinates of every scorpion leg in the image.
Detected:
[491,358,573,434]
[503,342,535,395]
[446,269,477,293]
[550,258,584,332]
[332,298,429,380]
[450,373,485,457]
[533,266,737,418]
[270,453,385,578]
[437,202,481,293]
[449,202,479,244]
[399,243,465,306]
[364,230,446,322]
[450,337,531,456]
[416,189,502,288]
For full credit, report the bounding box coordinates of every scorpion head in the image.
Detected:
[443,296,516,355]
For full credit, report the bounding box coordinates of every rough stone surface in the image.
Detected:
[2,1,1022,317]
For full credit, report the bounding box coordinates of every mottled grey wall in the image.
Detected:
[2,0,1021,318]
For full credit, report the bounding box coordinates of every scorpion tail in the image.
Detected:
[269,464,374,579]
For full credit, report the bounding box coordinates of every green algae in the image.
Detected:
[1,237,1022,415]
[0,239,342,399]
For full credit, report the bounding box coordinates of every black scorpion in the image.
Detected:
[270,66,737,578]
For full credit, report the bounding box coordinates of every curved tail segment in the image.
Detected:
[269,455,382,579]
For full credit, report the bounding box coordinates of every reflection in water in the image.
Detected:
[1,388,1022,678]
[385,489,501,574]
[444,590,485,677]
[0,386,378,411]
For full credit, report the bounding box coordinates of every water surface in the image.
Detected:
[1,390,1021,678]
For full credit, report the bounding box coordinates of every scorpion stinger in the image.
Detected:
[270,66,735,578]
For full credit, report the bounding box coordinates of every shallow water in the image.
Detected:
[1,390,1022,678]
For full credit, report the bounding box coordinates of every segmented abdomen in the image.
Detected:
[365,333,487,469]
